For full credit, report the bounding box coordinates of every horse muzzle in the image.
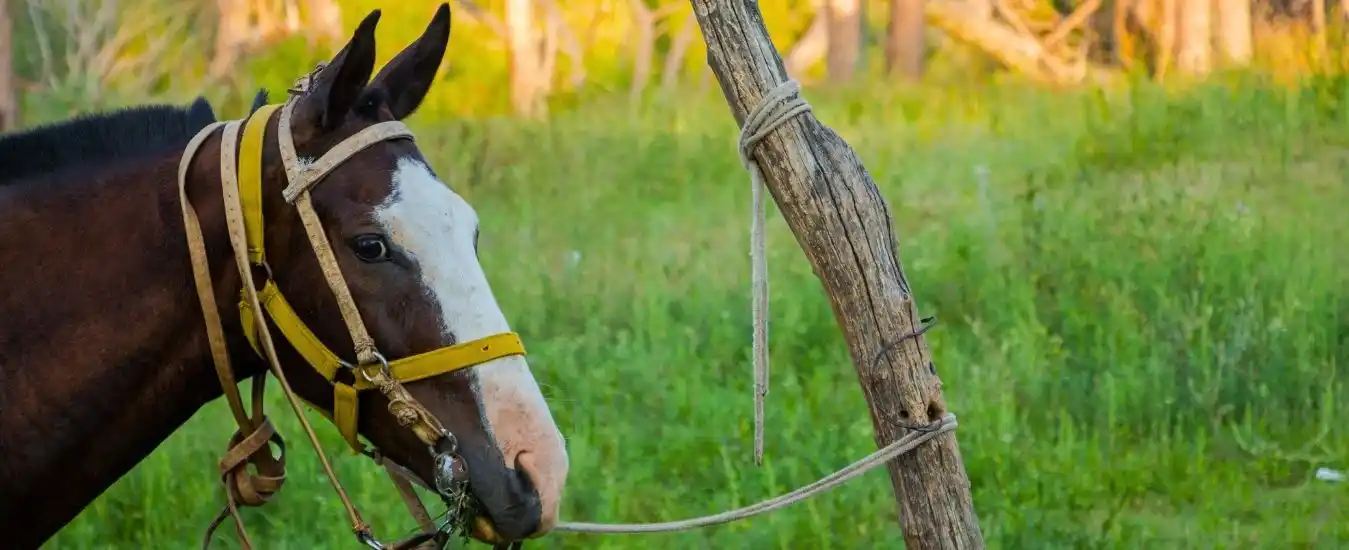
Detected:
[461,453,544,543]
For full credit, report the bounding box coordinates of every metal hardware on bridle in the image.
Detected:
[359,531,387,550]
[432,436,468,495]
[356,351,390,381]
[178,63,530,549]
[289,62,328,97]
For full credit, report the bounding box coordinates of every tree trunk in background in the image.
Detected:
[1213,0,1253,66]
[1311,0,1328,61]
[1121,0,1181,79]
[0,0,15,131]
[210,0,252,78]
[825,0,864,83]
[1174,0,1212,75]
[629,0,655,103]
[301,0,343,50]
[924,1,1082,84]
[249,0,278,43]
[539,6,560,94]
[507,0,547,117]
[786,1,828,79]
[1156,0,1177,78]
[886,0,925,80]
[661,14,696,93]
[539,0,587,88]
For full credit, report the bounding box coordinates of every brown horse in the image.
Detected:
[0,4,568,549]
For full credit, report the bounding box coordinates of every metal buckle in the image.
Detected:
[435,431,459,455]
[432,452,455,494]
[356,351,391,384]
[288,61,328,96]
[335,358,359,386]
[357,530,386,549]
[430,431,462,493]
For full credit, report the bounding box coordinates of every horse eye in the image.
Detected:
[349,234,391,263]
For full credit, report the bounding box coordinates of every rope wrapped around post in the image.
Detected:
[554,79,959,535]
[739,79,814,467]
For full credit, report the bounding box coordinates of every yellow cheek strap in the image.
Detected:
[237,281,527,450]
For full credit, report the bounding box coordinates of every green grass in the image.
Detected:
[42,77,1349,549]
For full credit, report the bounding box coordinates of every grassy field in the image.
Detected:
[39,76,1349,549]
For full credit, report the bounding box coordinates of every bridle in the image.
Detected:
[177,68,524,549]
[178,67,521,550]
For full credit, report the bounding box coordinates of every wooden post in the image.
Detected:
[687,2,985,549]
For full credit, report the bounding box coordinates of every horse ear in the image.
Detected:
[248,89,269,115]
[366,3,451,120]
[292,9,381,133]
[186,96,216,126]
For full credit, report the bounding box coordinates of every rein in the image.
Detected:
[177,71,524,550]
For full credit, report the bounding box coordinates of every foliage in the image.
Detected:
[38,72,1349,548]
[11,0,1349,121]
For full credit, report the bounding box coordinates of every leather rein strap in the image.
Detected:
[177,77,525,550]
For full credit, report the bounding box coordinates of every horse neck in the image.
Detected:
[0,139,257,546]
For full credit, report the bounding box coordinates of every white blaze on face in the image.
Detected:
[372,156,569,533]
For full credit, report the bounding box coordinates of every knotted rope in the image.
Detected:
[738,79,813,466]
[555,79,957,535]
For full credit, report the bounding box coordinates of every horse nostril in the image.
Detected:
[499,452,539,539]
[475,453,543,542]
[513,454,537,495]
[507,454,542,536]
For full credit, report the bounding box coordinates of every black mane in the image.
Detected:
[0,97,219,187]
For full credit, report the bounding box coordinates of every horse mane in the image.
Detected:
[0,89,270,187]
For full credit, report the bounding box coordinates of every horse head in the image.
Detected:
[209,4,567,543]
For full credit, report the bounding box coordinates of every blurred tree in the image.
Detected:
[507,0,547,117]
[299,0,343,49]
[630,0,655,102]
[1117,0,1178,78]
[886,0,926,80]
[661,6,697,94]
[786,0,827,79]
[825,0,863,83]
[1175,0,1213,75]
[538,0,585,90]
[210,0,342,78]
[1311,0,1327,58]
[1215,0,1253,66]
[0,0,15,131]
[210,0,252,78]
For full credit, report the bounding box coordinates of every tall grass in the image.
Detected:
[40,76,1349,549]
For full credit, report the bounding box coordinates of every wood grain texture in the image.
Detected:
[688,2,985,548]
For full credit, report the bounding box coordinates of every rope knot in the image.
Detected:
[738,79,813,466]
[390,402,420,427]
[737,79,813,170]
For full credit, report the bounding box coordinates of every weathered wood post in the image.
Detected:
[687,2,985,548]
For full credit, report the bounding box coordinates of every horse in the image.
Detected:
[0,4,568,548]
